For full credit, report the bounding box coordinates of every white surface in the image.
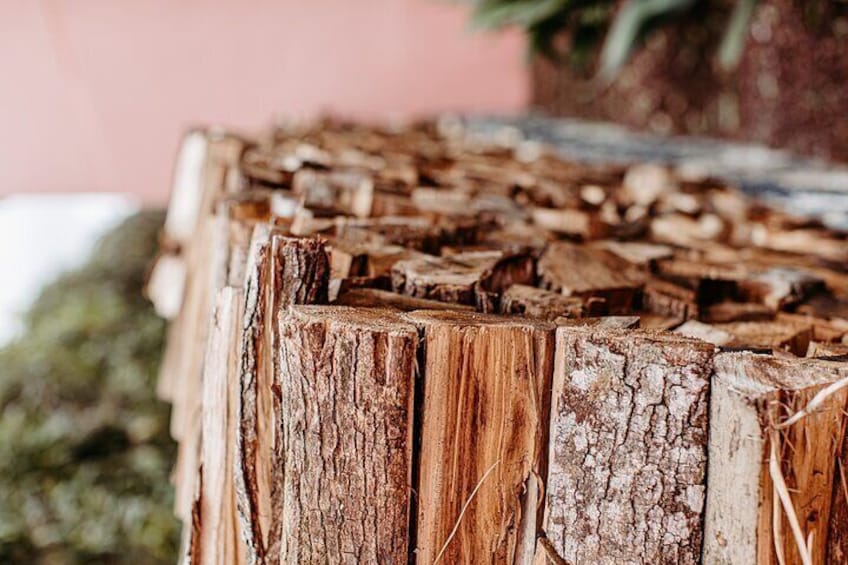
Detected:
[0,193,138,345]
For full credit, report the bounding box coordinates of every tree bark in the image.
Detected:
[235,228,330,564]
[276,306,419,564]
[544,327,714,564]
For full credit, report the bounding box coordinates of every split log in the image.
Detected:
[701,301,774,323]
[391,251,534,309]
[591,240,673,266]
[275,306,419,564]
[703,353,848,565]
[408,310,555,565]
[675,319,734,347]
[807,341,848,358]
[499,284,584,320]
[234,230,330,563]
[712,319,813,356]
[544,327,714,564]
[189,287,247,565]
[537,241,643,314]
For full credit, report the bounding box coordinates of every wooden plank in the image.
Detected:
[703,353,848,565]
[276,306,418,563]
[545,327,713,564]
[408,310,556,565]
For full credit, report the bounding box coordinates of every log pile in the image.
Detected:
[148,118,848,564]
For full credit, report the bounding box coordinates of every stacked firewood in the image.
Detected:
[148,118,848,565]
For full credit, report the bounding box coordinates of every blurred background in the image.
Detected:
[2,0,846,562]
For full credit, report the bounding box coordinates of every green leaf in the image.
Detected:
[718,0,757,70]
[471,0,572,30]
[598,0,696,79]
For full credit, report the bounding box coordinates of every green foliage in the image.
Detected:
[469,0,616,64]
[0,211,179,564]
[466,0,757,74]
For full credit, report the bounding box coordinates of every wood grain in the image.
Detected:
[408,310,555,565]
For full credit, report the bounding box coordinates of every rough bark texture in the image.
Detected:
[276,306,418,564]
[234,228,330,564]
[408,310,555,565]
[153,119,848,565]
[704,352,848,565]
[545,327,713,564]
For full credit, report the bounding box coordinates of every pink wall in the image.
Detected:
[0,0,527,203]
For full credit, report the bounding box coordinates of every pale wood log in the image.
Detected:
[336,216,479,254]
[171,215,231,521]
[807,341,848,358]
[778,312,848,343]
[183,287,248,565]
[531,207,606,239]
[674,319,733,346]
[737,267,825,310]
[291,168,373,218]
[637,312,684,330]
[276,306,419,564]
[328,240,426,283]
[408,310,556,565]
[591,240,673,266]
[642,278,698,320]
[703,352,848,565]
[545,327,713,564]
